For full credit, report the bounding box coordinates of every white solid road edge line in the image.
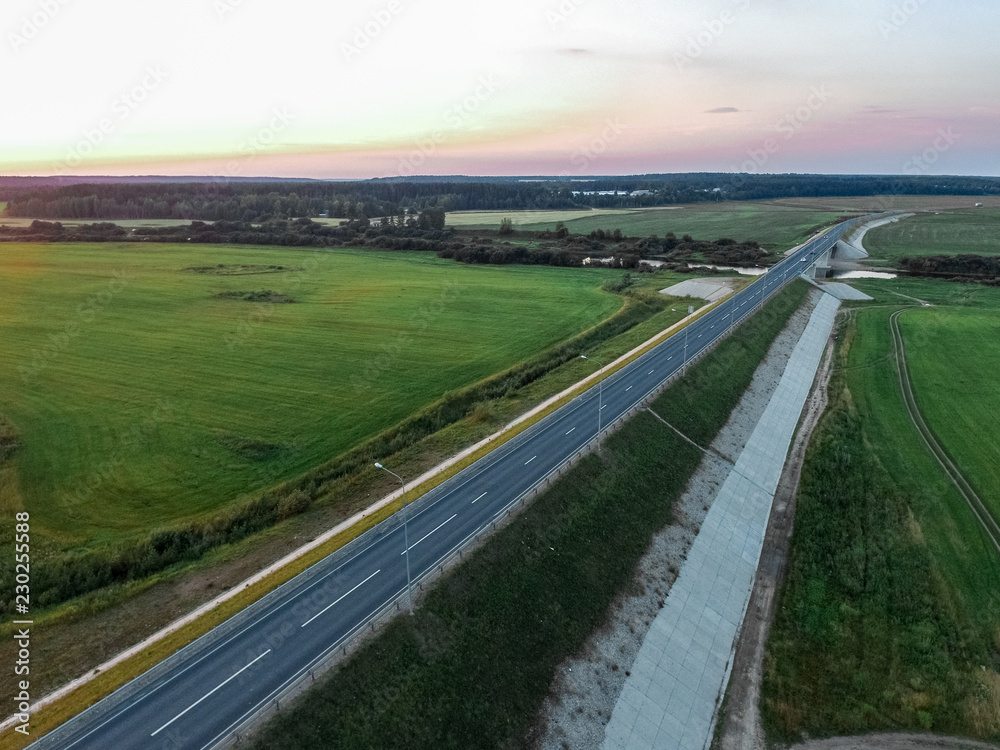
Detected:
[150,649,272,737]
[301,569,382,629]
[402,514,458,555]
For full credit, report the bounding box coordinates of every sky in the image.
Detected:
[3,0,998,178]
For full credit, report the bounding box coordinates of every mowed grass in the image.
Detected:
[864,209,1000,267]
[900,307,1000,523]
[0,243,622,553]
[447,203,847,251]
[763,277,1000,742]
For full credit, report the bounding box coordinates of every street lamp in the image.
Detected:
[580,354,605,451]
[375,462,414,615]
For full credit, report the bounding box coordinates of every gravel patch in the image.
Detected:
[531,288,825,750]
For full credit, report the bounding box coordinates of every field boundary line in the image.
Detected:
[889,309,1000,554]
[0,289,734,746]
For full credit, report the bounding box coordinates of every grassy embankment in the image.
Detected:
[447,203,847,252]
[863,208,1000,268]
[763,277,1000,743]
[250,281,810,750]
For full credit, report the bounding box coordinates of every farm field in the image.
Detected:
[447,203,848,251]
[863,208,1000,266]
[763,276,1000,742]
[900,306,1000,523]
[0,243,626,556]
[771,195,1000,212]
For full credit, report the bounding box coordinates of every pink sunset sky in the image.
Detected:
[4,0,998,178]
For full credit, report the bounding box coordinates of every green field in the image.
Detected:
[763,277,1000,742]
[0,243,625,556]
[864,209,1000,267]
[447,203,848,251]
[901,307,1000,523]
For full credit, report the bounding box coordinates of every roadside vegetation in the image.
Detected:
[763,277,1000,744]
[250,281,809,750]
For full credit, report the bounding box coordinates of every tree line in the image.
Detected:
[5,175,998,222]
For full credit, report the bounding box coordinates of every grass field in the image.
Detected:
[771,195,1000,212]
[900,307,1000,523]
[251,282,809,750]
[863,209,1000,267]
[763,276,1000,742]
[446,203,848,251]
[0,243,626,558]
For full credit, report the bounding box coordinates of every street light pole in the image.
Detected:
[374,462,414,615]
[580,355,605,451]
[683,325,689,373]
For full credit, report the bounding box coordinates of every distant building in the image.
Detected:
[975,203,984,207]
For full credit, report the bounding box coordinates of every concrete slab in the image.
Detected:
[660,278,735,303]
[817,282,874,301]
[601,294,842,750]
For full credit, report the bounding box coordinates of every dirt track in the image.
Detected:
[788,733,1000,749]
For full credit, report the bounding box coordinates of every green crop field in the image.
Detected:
[764,276,1000,742]
[864,209,1000,267]
[447,203,848,251]
[0,243,625,556]
[901,307,1000,522]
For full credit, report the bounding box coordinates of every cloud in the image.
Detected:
[705,107,740,114]
[860,105,905,115]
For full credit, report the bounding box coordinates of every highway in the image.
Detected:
[29,218,862,750]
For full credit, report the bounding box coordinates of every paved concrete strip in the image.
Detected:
[602,294,842,750]
[660,279,734,303]
[817,282,874,301]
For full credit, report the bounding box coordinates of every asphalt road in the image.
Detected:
[29,218,862,750]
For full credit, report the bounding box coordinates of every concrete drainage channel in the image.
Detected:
[219,290,785,749]
[600,294,843,750]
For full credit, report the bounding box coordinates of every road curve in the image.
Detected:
[28,218,864,750]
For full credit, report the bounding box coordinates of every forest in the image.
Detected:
[4,174,998,221]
